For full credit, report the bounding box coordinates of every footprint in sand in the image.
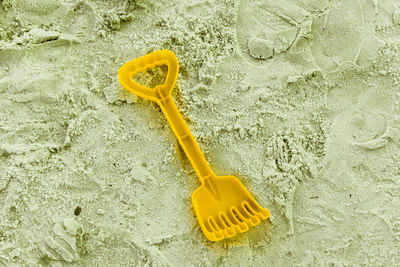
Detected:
[363,0,400,42]
[12,0,96,43]
[0,47,84,150]
[236,0,311,62]
[309,0,378,72]
[352,112,400,150]
[338,109,387,143]
[331,108,400,150]
[326,79,400,150]
[27,206,82,263]
[13,0,67,26]
[61,2,97,42]
[236,0,379,69]
[14,0,62,17]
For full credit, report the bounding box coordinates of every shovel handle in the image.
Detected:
[118,50,179,102]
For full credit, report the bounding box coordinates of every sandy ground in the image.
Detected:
[1,0,400,266]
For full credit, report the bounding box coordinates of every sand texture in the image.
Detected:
[1,0,400,266]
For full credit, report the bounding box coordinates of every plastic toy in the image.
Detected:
[118,50,270,241]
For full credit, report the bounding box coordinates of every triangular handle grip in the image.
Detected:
[118,50,179,102]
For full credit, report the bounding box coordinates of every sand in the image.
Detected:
[0,0,400,266]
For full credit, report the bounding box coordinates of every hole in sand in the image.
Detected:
[74,206,82,216]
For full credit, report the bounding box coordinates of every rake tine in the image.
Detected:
[242,201,256,215]
[241,202,260,225]
[232,206,250,223]
[205,228,220,241]
[216,214,235,237]
[248,198,270,219]
[243,201,264,220]
[205,217,216,233]
[231,207,245,222]
[229,208,249,231]
[220,212,241,233]
[234,206,257,227]
[210,217,230,237]
[207,217,223,239]
[239,203,253,219]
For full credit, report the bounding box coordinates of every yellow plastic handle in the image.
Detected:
[118,50,179,102]
[118,50,214,183]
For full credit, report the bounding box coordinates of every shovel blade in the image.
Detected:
[192,175,270,241]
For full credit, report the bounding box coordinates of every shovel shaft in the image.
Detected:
[159,94,214,182]
[118,50,214,183]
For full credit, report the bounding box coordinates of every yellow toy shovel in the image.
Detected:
[118,50,270,241]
